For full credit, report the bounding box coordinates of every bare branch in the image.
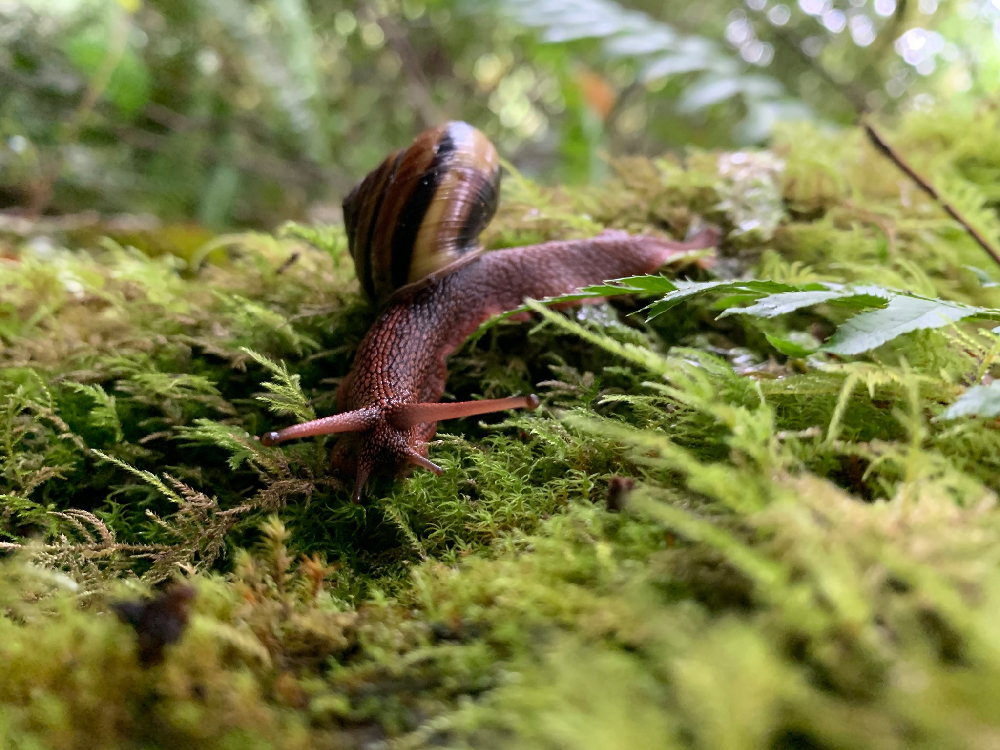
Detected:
[862,119,1000,272]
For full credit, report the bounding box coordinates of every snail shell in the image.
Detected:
[342,121,502,307]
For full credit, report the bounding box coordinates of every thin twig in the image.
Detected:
[862,119,1000,272]
[769,27,869,115]
[275,252,301,275]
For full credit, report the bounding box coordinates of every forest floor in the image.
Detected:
[2,109,1000,749]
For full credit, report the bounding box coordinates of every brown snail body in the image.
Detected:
[262,122,718,502]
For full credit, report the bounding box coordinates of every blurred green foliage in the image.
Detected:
[1,0,998,229]
[3,105,1000,745]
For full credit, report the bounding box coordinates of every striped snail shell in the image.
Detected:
[342,121,502,307]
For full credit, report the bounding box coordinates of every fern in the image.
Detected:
[516,278,1000,358]
[485,0,811,141]
[66,383,124,442]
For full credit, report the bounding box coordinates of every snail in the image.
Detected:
[261,121,718,502]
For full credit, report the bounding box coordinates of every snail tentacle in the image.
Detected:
[387,394,540,430]
[260,407,380,446]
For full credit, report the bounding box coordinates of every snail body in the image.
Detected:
[262,122,718,502]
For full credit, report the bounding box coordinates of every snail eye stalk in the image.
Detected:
[388,394,540,429]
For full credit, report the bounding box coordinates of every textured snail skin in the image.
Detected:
[262,228,718,502]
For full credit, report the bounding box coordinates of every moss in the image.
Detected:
[3,109,1000,747]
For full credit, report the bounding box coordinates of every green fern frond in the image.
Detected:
[241,347,315,423]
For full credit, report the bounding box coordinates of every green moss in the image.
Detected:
[3,110,1000,747]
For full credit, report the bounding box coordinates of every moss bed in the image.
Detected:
[3,108,1000,748]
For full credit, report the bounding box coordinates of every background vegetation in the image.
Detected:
[2,0,999,229]
[3,1,1000,748]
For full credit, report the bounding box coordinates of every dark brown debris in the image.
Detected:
[111,584,196,667]
[605,476,636,513]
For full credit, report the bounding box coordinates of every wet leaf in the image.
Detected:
[937,381,1000,421]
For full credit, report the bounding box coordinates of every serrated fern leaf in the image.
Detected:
[937,382,1000,421]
